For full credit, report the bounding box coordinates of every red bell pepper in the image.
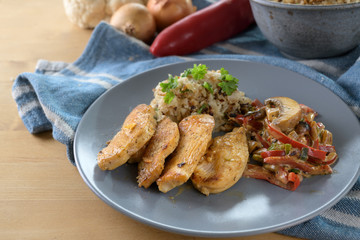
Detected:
[267,124,327,161]
[251,98,264,108]
[287,172,301,191]
[255,133,270,148]
[236,114,264,130]
[243,164,300,191]
[260,150,285,158]
[150,0,255,57]
[300,104,317,115]
[263,156,333,175]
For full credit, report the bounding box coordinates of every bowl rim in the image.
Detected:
[249,0,360,10]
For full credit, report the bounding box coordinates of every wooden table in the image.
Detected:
[0,1,300,239]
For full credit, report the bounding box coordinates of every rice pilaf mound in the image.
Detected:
[150,64,252,132]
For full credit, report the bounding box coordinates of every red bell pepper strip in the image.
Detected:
[236,114,263,130]
[300,104,317,115]
[260,150,285,158]
[287,172,301,191]
[255,133,270,148]
[251,98,264,108]
[307,152,338,165]
[150,0,255,57]
[243,164,299,191]
[267,124,327,161]
[318,145,336,152]
[263,156,333,175]
[312,138,319,149]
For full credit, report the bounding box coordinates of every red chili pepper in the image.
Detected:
[267,124,327,161]
[150,0,255,57]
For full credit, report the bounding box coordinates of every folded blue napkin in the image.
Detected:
[12,0,360,239]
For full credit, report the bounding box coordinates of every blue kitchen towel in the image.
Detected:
[11,2,360,239]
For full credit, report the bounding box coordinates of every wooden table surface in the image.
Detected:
[0,1,300,239]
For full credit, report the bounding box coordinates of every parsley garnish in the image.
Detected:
[163,91,175,104]
[191,64,208,80]
[181,69,191,77]
[218,67,239,96]
[160,74,178,104]
[202,82,213,94]
[197,104,208,114]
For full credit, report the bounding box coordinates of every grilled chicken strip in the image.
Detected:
[127,145,147,164]
[137,116,180,188]
[191,127,249,196]
[156,114,215,193]
[97,104,157,170]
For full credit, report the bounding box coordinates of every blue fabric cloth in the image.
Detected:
[11,1,360,238]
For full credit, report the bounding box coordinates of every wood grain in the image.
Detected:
[0,0,301,239]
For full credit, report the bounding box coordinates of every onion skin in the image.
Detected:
[150,0,255,56]
[110,3,156,43]
[147,0,196,31]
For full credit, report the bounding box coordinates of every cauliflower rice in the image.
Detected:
[150,66,252,132]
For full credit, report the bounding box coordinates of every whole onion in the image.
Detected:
[147,0,196,31]
[110,3,156,43]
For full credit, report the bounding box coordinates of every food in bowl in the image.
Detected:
[273,0,360,5]
[250,0,360,58]
[97,64,338,195]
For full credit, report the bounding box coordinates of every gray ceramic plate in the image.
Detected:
[74,59,360,237]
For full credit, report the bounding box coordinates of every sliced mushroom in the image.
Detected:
[265,97,302,133]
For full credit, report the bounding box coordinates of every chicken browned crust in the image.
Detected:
[191,127,249,196]
[97,104,157,170]
[156,114,215,193]
[137,116,180,188]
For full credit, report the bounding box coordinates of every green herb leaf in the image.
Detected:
[164,91,175,104]
[197,104,208,114]
[181,69,191,77]
[218,67,239,96]
[300,147,309,160]
[160,74,178,104]
[218,81,238,96]
[160,74,178,93]
[191,64,208,80]
[202,82,213,94]
[289,168,300,174]
[284,143,292,154]
[268,143,281,151]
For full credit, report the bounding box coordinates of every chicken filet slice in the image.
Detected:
[137,116,180,188]
[97,104,157,170]
[156,114,215,193]
[191,127,249,196]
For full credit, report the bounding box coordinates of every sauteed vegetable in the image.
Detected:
[238,97,337,191]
